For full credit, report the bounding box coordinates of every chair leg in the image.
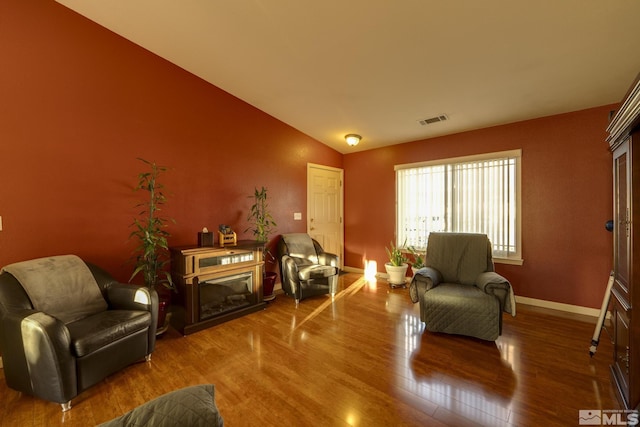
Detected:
[294,298,300,307]
[145,354,152,362]
[331,292,336,301]
[61,401,72,412]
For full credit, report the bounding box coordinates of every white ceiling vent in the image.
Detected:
[418,115,448,126]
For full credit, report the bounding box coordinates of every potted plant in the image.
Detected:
[245,186,278,300]
[384,240,409,287]
[246,186,277,242]
[407,245,425,272]
[129,158,175,334]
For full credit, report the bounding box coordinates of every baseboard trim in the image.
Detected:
[515,296,601,318]
[342,266,602,318]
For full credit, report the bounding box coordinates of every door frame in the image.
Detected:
[307,163,344,269]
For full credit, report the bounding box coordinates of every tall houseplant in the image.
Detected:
[246,186,278,300]
[129,158,174,333]
[245,186,277,242]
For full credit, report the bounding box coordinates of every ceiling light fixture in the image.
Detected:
[345,134,361,146]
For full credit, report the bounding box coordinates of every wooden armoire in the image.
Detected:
[607,72,640,410]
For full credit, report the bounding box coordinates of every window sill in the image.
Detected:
[494,257,524,266]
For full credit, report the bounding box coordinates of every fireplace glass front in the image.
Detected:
[199,271,255,321]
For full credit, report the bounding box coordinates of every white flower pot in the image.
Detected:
[385,263,408,286]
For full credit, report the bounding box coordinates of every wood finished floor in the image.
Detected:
[0,273,619,426]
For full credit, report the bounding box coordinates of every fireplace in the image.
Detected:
[170,241,266,335]
[199,271,254,320]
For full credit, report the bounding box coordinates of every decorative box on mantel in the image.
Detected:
[170,241,266,335]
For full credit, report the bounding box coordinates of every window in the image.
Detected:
[395,149,522,263]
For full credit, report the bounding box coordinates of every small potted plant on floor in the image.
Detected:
[407,245,425,273]
[129,158,175,334]
[246,186,278,300]
[385,240,409,287]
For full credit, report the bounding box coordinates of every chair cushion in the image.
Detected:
[423,283,500,340]
[296,262,338,281]
[67,310,152,357]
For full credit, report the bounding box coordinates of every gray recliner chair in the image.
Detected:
[0,255,158,411]
[277,233,340,305]
[409,232,516,341]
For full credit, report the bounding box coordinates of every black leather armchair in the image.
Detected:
[0,255,158,411]
[277,233,340,305]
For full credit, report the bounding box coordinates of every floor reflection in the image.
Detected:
[285,277,368,341]
[395,309,517,425]
[1,273,621,427]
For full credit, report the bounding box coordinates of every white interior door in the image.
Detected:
[307,163,344,269]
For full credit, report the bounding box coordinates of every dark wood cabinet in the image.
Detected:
[608,72,640,409]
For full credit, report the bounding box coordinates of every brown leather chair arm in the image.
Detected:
[317,252,339,267]
[107,283,157,312]
[106,284,158,350]
[281,255,301,296]
[313,240,339,267]
[2,310,76,404]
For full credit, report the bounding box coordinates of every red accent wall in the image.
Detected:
[0,1,617,309]
[0,1,341,280]
[344,106,615,309]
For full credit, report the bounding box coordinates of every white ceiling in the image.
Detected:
[56,0,640,153]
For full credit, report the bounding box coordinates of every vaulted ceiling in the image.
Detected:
[56,0,640,153]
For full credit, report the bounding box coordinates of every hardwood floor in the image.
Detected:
[0,273,619,426]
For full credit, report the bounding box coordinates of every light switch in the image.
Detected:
[294,212,302,220]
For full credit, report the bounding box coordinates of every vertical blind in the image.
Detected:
[396,150,521,259]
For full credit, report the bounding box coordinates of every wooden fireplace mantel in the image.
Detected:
[170,241,266,335]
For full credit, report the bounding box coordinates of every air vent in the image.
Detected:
[418,115,448,126]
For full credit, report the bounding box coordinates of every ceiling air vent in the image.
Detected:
[418,115,448,126]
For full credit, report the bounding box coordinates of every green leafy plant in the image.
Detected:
[385,240,409,266]
[245,186,277,243]
[129,158,174,289]
[407,246,425,269]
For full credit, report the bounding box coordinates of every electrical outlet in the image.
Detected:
[294,212,302,220]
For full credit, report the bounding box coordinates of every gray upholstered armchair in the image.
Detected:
[0,255,158,411]
[277,233,340,305]
[409,232,516,341]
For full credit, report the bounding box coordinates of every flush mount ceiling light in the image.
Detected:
[345,134,361,146]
